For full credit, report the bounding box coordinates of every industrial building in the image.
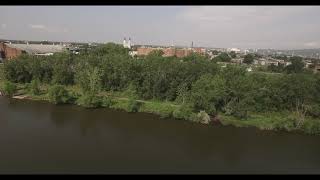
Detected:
[0,42,66,60]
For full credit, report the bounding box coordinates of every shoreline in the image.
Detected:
[4,92,319,136]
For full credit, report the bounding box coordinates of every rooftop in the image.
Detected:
[5,43,66,54]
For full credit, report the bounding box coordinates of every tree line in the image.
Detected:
[2,43,320,132]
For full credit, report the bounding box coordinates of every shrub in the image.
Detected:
[195,111,211,124]
[271,117,296,131]
[28,78,40,95]
[127,99,143,113]
[223,99,249,119]
[101,96,115,108]
[172,103,195,120]
[76,94,102,108]
[307,104,320,118]
[2,81,17,97]
[68,91,81,104]
[302,120,320,135]
[48,85,71,104]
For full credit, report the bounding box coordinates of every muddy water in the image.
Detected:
[0,97,320,174]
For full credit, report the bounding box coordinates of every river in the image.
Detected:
[0,97,320,174]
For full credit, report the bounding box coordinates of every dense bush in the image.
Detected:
[76,94,102,108]
[172,103,195,120]
[302,120,320,135]
[101,96,115,108]
[127,99,143,113]
[28,78,40,95]
[195,111,211,124]
[48,85,71,104]
[2,81,17,97]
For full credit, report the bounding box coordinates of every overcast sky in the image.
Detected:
[1,6,320,50]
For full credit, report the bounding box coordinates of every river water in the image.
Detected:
[0,97,320,174]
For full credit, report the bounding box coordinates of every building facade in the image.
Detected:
[0,42,24,60]
[0,42,66,60]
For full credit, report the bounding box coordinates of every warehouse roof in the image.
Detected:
[5,43,65,54]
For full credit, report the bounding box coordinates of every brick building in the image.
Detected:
[136,47,203,58]
[163,48,176,57]
[137,47,159,56]
[0,42,24,60]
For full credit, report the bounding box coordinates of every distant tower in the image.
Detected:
[191,41,193,48]
[128,37,131,49]
[123,37,127,48]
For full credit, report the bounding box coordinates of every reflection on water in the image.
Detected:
[1,97,320,174]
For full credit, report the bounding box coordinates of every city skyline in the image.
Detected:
[1,6,320,50]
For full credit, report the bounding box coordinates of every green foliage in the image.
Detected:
[28,78,40,95]
[213,52,231,62]
[146,49,164,58]
[127,99,143,113]
[48,85,71,104]
[51,53,74,85]
[229,51,237,58]
[175,83,189,104]
[267,64,285,73]
[285,56,305,74]
[302,120,320,135]
[223,98,249,119]
[307,104,320,118]
[3,43,320,133]
[122,83,139,99]
[195,110,211,124]
[3,55,32,83]
[243,54,254,64]
[190,74,227,115]
[77,94,102,108]
[0,63,4,81]
[172,103,195,121]
[75,66,102,94]
[101,96,115,108]
[2,81,17,97]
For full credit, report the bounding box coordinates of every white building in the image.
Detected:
[123,37,132,49]
[227,48,241,53]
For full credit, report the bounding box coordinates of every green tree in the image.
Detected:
[48,85,71,104]
[190,74,228,115]
[213,52,231,62]
[2,81,17,97]
[243,54,254,64]
[285,56,305,74]
[28,78,40,95]
[76,94,102,108]
[229,51,236,58]
[75,66,102,94]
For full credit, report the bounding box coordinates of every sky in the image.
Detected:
[1,6,320,50]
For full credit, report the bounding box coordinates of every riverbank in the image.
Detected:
[1,81,319,136]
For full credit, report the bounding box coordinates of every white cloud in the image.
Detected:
[177,6,316,24]
[28,24,68,33]
[174,6,320,49]
[304,42,319,48]
[29,24,46,29]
